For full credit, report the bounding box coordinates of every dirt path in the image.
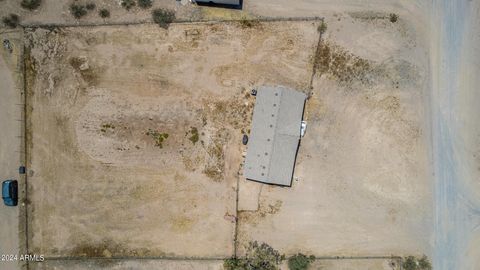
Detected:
[0,31,22,270]
[431,0,480,269]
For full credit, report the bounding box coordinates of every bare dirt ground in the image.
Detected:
[237,11,432,257]
[30,258,400,270]
[0,1,448,269]
[30,259,224,270]
[25,21,319,258]
[0,29,24,270]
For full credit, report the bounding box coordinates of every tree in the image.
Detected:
[99,9,110,18]
[2,14,20,28]
[418,255,432,270]
[224,241,284,270]
[152,8,175,29]
[69,4,87,19]
[138,0,153,9]
[21,0,41,10]
[288,253,315,270]
[121,0,136,10]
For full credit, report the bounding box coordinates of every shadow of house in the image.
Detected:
[193,0,243,10]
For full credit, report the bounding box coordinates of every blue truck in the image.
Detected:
[2,180,18,206]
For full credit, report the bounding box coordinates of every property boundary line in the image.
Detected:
[17,16,406,266]
[18,16,323,29]
[42,255,402,261]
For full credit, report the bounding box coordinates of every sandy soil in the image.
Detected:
[237,11,432,257]
[0,29,24,270]
[30,258,401,270]
[30,259,224,270]
[25,21,319,258]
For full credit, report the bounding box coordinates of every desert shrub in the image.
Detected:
[288,253,315,270]
[402,255,432,270]
[21,0,41,10]
[188,127,199,144]
[239,17,260,28]
[224,241,284,270]
[99,8,110,18]
[121,0,136,10]
[70,3,87,19]
[403,256,417,270]
[152,8,175,29]
[2,14,20,28]
[318,21,327,34]
[86,2,96,10]
[138,0,153,9]
[146,129,169,148]
[389,13,398,23]
[418,256,432,270]
[223,258,243,270]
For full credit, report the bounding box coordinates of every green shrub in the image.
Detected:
[2,14,20,28]
[152,8,175,29]
[21,0,42,10]
[121,0,136,10]
[418,255,432,270]
[86,3,96,10]
[70,4,87,19]
[402,255,432,270]
[223,258,243,270]
[288,253,315,270]
[224,241,284,270]
[403,256,417,270]
[138,0,153,9]
[99,8,110,18]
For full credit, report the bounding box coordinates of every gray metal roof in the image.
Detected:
[244,86,307,186]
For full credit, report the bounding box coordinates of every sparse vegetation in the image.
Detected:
[2,14,20,28]
[239,17,260,28]
[152,8,175,29]
[21,0,42,10]
[315,41,373,85]
[99,8,110,18]
[146,129,169,148]
[188,127,199,144]
[100,123,115,133]
[402,256,432,270]
[70,3,88,19]
[138,0,153,9]
[86,3,96,10]
[224,241,284,270]
[389,13,398,23]
[418,255,432,270]
[121,0,136,10]
[318,21,327,34]
[288,253,315,270]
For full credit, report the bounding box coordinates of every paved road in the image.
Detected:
[0,31,22,270]
[432,0,480,269]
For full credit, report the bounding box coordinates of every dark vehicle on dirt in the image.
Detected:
[2,180,18,206]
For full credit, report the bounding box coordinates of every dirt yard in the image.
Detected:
[237,11,432,257]
[25,21,320,258]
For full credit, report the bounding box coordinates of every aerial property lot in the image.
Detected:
[22,9,431,270]
[25,21,319,258]
[237,12,432,258]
